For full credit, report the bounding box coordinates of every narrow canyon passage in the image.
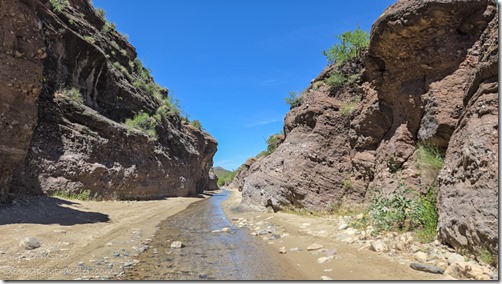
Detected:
[123,190,302,280]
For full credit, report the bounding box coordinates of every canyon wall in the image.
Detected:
[236,0,498,257]
[0,0,217,200]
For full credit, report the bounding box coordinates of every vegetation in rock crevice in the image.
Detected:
[125,111,157,139]
[323,25,369,66]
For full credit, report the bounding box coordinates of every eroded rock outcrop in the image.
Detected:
[238,0,498,258]
[1,0,217,200]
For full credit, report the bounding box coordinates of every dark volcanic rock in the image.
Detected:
[1,0,217,200]
[238,0,498,258]
[0,0,45,202]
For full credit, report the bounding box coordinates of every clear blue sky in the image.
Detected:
[93,0,395,171]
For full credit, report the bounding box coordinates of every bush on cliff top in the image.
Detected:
[323,25,369,65]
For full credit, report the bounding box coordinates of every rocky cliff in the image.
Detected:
[236,0,498,258]
[0,0,217,201]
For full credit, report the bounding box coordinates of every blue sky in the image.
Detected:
[93,0,395,171]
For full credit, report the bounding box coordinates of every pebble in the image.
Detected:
[317,256,334,264]
[324,268,333,272]
[279,247,287,254]
[321,276,333,280]
[269,234,281,240]
[410,263,444,274]
[307,244,324,251]
[19,237,40,250]
[123,261,134,268]
[211,230,221,233]
[338,224,349,230]
[170,241,184,248]
[290,247,302,252]
[221,227,231,233]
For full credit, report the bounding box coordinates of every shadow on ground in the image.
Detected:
[0,197,109,226]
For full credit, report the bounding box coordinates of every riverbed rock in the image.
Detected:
[317,256,334,264]
[279,247,287,254]
[409,263,444,274]
[338,224,349,230]
[370,240,387,253]
[447,253,464,265]
[321,276,333,280]
[413,251,428,263]
[444,261,492,280]
[19,237,40,250]
[170,241,184,249]
[307,244,324,251]
[221,227,231,233]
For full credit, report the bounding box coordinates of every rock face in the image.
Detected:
[238,0,498,258]
[1,0,216,200]
[0,0,45,202]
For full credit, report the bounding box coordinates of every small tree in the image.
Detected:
[190,119,203,130]
[323,25,370,65]
[284,91,304,108]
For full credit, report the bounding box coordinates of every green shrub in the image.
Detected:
[416,143,444,184]
[96,8,106,18]
[51,189,93,201]
[217,170,237,186]
[323,25,370,65]
[83,36,95,44]
[478,247,496,266]
[49,0,69,13]
[102,22,116,33]
[340,100,359,116]
[265,133,283,155]
[312,81,323,90]
[59,87,84,104]
[411,187,438,243]
[368,185,415,233]
[125,111,157,138]
[285,91,305,108]
[190,120,203,130]
[326,71,347,90]
[342,178,352,191]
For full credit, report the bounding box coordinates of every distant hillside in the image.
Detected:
[213,166,236,187]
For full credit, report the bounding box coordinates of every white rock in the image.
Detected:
[279,247,287,254]
[170,241,184,248]
[221,227,231,233]
[414,251,428,263]
[307,244,324,251]
[19,237,40,250]
[321,276,333,280]
[211,230,221,233]
[317,256,334,264]
[338,224,349,230]
[447,253,464,265]
[370,240,387,253]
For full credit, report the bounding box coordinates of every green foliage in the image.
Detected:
[411,187,438,243]
[49,0,69,13]
[51,189,93,201]
[368,184,439,242]
[96,8,106,18]
[60,87,84,104]
[312,81,324,90]
[83,36,95,44]
[478,247,496,266]
[217,171,237,187]
[326,71,347,89]
[340,100,359,116]
[284,91,304,108]
[265,133,283,155]
[190,120,203,130]
[102,21,116,33]
[342,178,352,191]
[368,185,415,233]
[125,111,157,138]
[323,25,370,65]
[416,143,444,184]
